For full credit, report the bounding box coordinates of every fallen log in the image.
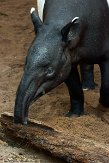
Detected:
[0,112,109,163]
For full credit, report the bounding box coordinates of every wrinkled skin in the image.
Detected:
[14,0,109,124]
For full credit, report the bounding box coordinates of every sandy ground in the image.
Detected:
[0,0,109,163]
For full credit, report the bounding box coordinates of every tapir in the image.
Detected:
[14,0,109,124]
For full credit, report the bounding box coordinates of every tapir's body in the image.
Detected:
[44,0,109,63]
[37,0,98,91]
[14,0,109,124]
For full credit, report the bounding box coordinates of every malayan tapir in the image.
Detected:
[14,0,109,124]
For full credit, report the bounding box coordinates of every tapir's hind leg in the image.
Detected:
[80,64,97,90]
[65,65,84,117]
[99,60,109,107]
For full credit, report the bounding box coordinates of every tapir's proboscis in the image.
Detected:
[14,0,109,124]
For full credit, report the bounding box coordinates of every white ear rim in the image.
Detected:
[30,7,35,14]
[72,17,79,23]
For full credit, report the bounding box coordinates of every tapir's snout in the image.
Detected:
[14,73,48,124]
[14,72,38,124]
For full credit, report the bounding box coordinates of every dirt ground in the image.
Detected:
[0,0,109,163]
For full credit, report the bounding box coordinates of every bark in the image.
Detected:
[0,112,109,163]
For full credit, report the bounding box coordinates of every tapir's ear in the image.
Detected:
[30,7,43,34]
[61,17,81,49]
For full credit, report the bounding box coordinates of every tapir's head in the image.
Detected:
[14,8,80,124]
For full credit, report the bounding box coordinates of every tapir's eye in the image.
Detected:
[45,67,55,79]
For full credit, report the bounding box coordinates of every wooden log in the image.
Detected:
[0,112,109,163]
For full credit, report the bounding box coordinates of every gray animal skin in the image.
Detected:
[14,0,109,124]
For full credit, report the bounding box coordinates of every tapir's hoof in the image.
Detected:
[30,7,35,14]
[23,117,28,125]
[65,111,84,118]
[14,117,28,125]
[82,82,98,91]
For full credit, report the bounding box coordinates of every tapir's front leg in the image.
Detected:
[99,60,109,107]
[65,65,84,117]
